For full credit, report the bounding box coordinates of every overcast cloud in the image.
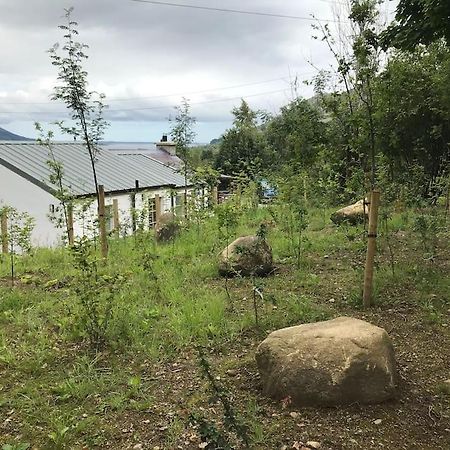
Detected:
[0,0,396,142]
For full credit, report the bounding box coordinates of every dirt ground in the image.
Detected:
[92,300,449,450]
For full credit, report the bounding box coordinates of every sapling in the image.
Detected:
[170,98,196,219]
[49,7,109,254]
[0,206,34,286]
[70,236,125,348]
[380,209,395,276]
[35,122,74,245]
[191,348,250,449]
[216,199,239,303]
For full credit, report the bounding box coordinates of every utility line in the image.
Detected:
[0,87,290,115]
[130,0,342,22]
[110,88,290,112]
[0,75,302,105]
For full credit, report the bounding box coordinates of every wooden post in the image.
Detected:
[67,204,74,246]
[363,190,380,308]
[131,193,136,233]
[154,194,162,223]
[1,210,8,254]
[112,199,120,236]
[98,185,108,258]
[132,180,140,234]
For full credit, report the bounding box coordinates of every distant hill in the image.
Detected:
[0,127,32,141]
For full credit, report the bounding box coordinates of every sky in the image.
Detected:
[0,0,396,143]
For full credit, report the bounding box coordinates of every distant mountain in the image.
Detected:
[0,127,32,141]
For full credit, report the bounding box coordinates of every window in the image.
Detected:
[175,193,184,216]
[148,198,156,228]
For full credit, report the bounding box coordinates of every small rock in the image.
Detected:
[328,298,335,303]
[374,419,382,425]
[289,411,299,418]
[323,255,329,259]
[444,379,450,385]
[306,442,321,449]
[226,369,238,377]
[133,445,143,450]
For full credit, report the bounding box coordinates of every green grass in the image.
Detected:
[0,204,449,448]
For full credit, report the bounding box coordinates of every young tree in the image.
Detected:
[265,98,326,169]
[311,0,383,193]
[170,97,196,217]
[0,206,34,286]
[215,100,271,177]
[49,7,108,226]
[35,123,74,244]
[350,0,381,189]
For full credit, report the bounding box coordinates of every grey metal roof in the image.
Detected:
[0,141,186,197]
[103,142,182,168]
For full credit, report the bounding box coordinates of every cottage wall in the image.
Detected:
[0,164,63,246]
[71,186,190,239]
[0,165,193,247]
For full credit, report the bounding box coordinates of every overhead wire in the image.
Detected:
[1,74,313,105]
[130,0,344,23]
[0,87,292,116]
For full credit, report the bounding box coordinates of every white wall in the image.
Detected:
[71,186,191,239]
[0,166,194,247]
[0,165,63,246]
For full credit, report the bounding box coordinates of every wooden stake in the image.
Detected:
[154,194,162,223]
[98,185,108,258]
[1,211,8,254]
[363,190,380,308]
[67,204,74,246]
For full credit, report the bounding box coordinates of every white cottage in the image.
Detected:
[0,141,192,246]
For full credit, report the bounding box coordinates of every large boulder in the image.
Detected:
[218,235,273,277]
[154,212,180,243]
[331,199,368,225]
[256,316,397,406]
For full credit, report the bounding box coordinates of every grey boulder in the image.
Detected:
[155,212,180,242]
[331,199,368,225]
[218,235,273,277]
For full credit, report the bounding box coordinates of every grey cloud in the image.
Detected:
[0,0,340,138]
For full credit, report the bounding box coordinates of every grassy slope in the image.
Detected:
[0,206,449,449]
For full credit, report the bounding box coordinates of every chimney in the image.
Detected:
[156,134,177,156]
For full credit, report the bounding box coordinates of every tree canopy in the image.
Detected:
[382,0,450,50]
